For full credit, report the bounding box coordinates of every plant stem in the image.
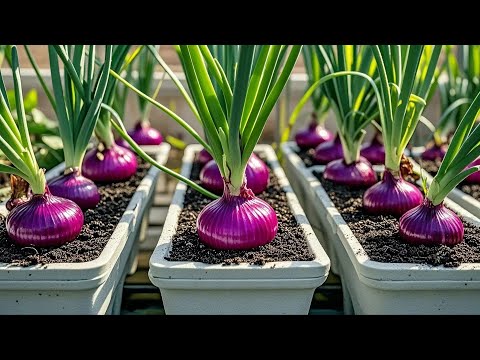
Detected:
[104,104,219,200]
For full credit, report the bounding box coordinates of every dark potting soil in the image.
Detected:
[295,148,317,167]
[313,171,480,267]
[165,154,314,266]
[417,158,480,202]
[0,158,150,267]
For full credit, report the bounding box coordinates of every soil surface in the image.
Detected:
[0,158,150,267]
[166,154,314,265]
[296,148,317,167]
[314,171,480,267]
[418,158,480,202]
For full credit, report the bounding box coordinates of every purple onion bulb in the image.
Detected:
[314,134,343,165]
[116,137,130,149]
[360,133,385,165]
[324,157,377,187]
[363,170,423,217]
[82,141,138,183]
[465,157,480,184]
[6,187,84,247]
[197,184,278,250]
[197,148,214,168]
[399,198,464,246]
[421,143,448,161]
[129,121,163,145]
[295,115,333,150]
[200,153,269,195]
[48,168,100,210]
[116,122,163,148]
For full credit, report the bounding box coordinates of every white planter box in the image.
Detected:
[0,143,170,314]
[311,166,480,315]
[279,142,384,276]
[149,144,330,315]
[125,144,170,275]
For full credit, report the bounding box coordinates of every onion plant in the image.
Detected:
[112,54,134,147]
[0,46,83,247]
[123,45,164,146]
[26,45,114,210]
[4,86,64,169]
[361,45,442,217]
[179,45,270,195]
[421,46,473,161]
[399,88,480,245]
[359,128,385,165]
[289,45,379,187]
[81,45,140,182]
[110,45,302,250]
[282,46,332,150]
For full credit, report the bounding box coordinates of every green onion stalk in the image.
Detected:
[25,45,114,210]
[0,46,84,247]
[117,46,164,148]
[421,45,474,161]
[281,46,332,150]
[289,45,379,187]
[361,45,442,217]
[81,45,141,183]
[399,88,480,245]
[0,45,6,68]
[110,45,302,250]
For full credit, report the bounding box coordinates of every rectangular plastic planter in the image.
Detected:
[311,166,480,315]
[149,144,330,315]
[125,143,171,275]
[280,142,384,275]
[0,143,170,314]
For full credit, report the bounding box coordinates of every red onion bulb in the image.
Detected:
[48,168,100,210]
[200,154,269,195]
[295,116,333,150]
[116,137,130,149]
[116,122,163,148]
[197,185,278,250]
[324,157,377,187]
[6,188,84,247]
[421,143,448,161]
[360,133,385,165]
[314,134,343,165]
[82,142,138,183]
[399,198,464,246]
[128,121,163,145]
[363,170,423,217]
[197,148,214,168]
[465,157,480,184]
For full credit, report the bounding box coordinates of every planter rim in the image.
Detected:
[149,144,330,281]
[0,143,170,284]
[283,141,480,285]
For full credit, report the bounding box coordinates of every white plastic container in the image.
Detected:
[280,141,384,275]
[149,144,330,315]
[0,143,170,314]
[311,166,480,315]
